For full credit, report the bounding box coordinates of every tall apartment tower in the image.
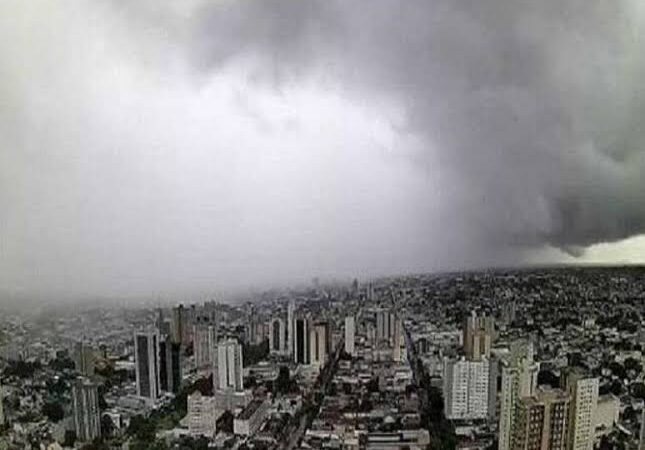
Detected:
[72,378,101,442]
[443,357,493,420]
[566,373,599,450]
[463,311,494,361]
[639,407,645,450]
[375,309,395,343]
[344,316,355,356]
[171,305,185,345]
[294,317,310,365]
[217,339,243,392]
[193,324,217,370]
[0,381,4,425]
[159,336,182,394]
[309,322,329,367]
[287,301,295,356]
[269,317,287,355]
[499,340,540,450]
[393,317,405,362]
[514,389,569,450]
[74,341,95,377]
[134,331,161,400]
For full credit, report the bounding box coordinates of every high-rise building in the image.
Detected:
[74,341,95,377]
[514,389,569,450]
[269,318,287,355]
[134,331,161,400]
[217,339,243,392]
[159,336,182,394]
[566,372,599,450]
[376,309,393,343]
[344,316,355,356]
[294,317,310,365]
[187,391,219,437]
[639,407,645,450]
[499,340,540,450]
[171,305,184,345]
[287,301,295,356]
[463,311,494,361]
[443,357,492,420]
[309,322,329,367]
[393,317,405,362]
[72,378,101,442]
[193,324,217,369]
[0,381,4,426]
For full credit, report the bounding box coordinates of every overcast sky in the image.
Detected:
[2,0,645,300]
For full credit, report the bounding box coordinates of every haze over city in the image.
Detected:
[3,0,645,300]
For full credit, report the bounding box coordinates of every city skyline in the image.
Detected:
[3,1,645,300]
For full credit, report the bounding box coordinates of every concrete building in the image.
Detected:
[269,317,287,355]
[171,304,185,345]
[159,336,181,394]
[376,309,395,344]
[514,389,569,450]
[443,357,493,420]
[72,378,101,442]
[187,391,221,437]
[134,331,161,400]
[310,322,329,367]
[234,399,269,436]
[217,339,243,392]
[594,395,619,435]
[345,316,355,356]
[73,341,95,377]
[0,382,4,425]
[463,311,494,361]
[499,340,540,450]
[193,324,217,370]
[566,373,598,450]
[287,301,295,357]
[294,317,310,365]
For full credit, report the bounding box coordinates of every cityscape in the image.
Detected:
[1,267,645,449]
[4,0,645,450]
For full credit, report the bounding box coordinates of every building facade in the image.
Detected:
[72,378,101,442]
[134,331,161,400]
[217,339,243,392]
[345,316,355,356]
[566,373,598,450]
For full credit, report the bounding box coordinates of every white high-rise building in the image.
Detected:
[344,316,355,356]
[498,340,540,450]
[72,378,101,442]
[193,324,217,370]
[187,391,219,437]
[567,373,599,450]
[74,341,95,377]
[393,318,405,362]
[217,339,243,392]
[309,322,329,367]
[134,331,161,400]
[376,309,393,343]
[443,357,492,420]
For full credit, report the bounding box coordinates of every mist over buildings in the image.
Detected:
[2,0,645,299]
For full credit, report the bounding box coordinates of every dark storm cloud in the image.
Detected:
[191,0,645,249]
[2,0,645,299]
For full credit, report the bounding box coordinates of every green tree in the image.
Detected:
[42,401,65,423]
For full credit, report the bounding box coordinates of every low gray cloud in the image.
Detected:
[189,0,645,249]
[1,0,644,299]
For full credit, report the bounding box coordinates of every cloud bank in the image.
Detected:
[2,0,645,298]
